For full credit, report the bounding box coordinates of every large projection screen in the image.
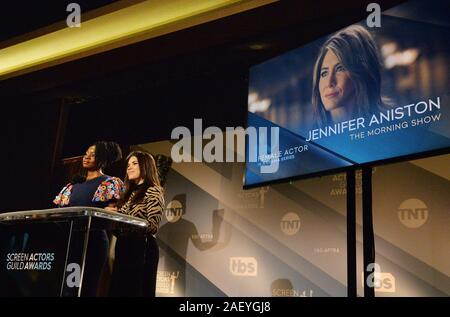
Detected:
[244,2,450,188]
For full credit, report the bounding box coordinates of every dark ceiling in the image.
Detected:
[1,0,406,102]
[0,0,119,42]
[1,0,408,158]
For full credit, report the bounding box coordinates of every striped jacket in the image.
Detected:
[120,185,165,235]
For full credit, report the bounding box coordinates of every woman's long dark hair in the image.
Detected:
[118,151,161,207]
[312,24,385,128]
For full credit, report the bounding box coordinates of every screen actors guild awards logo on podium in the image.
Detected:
[165,200,184,223]
[5,252,55,271]
[280,212,301,235]
[229,257,258,276]
[397,198,429,228]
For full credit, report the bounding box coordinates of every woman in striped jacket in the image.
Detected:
[106,151,165,296]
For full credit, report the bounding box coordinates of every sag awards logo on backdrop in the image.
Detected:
[272,288,314,297]
[397,198,429,228]
[330,168,377,196]
[229,257,258,276]
[191,233,213,241]
[237,187,269,209]
[165,200,184,223]
[156,270,180,295]
[313,247,340,254]
[270,278,313,297]
[280,212,301,235]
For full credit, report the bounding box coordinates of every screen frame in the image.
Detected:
[243,61,450,189]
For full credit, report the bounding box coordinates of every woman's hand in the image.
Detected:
[105,206,118,212]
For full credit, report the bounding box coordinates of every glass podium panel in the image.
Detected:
[0,207,148,297]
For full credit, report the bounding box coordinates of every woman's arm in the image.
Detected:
[105,205,118,212]
[53,183,73,207]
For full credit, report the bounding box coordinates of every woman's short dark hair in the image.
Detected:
[94,141,122,171]
[312,24,384,127]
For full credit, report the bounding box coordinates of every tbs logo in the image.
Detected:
[229,257,258,276]
[364,263,396,293]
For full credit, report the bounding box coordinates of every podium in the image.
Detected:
[0,207,148,297]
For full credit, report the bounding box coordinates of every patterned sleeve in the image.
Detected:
[53,183,73,207]
[131,186,165,235]
[93,177,124,203]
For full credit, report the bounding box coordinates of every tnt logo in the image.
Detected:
[280,212,301,235]
[398,198,428,228]
[363,263,396,293]
[229,257,258,276]
[165,200,183,223]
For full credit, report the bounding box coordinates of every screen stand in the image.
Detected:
[346,168,357,297]
[362,166,375,297]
